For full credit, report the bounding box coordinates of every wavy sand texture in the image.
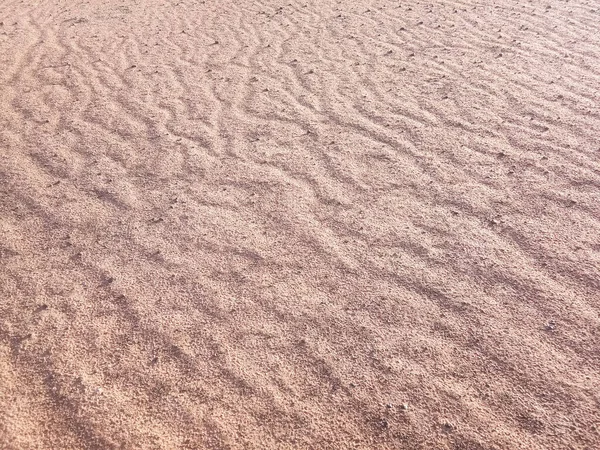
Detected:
[1,0,599,448]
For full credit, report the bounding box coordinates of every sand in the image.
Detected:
[1,0,599,448]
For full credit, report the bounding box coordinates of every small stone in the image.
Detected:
[443,421,455,431]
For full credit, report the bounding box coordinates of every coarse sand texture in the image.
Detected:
[1,0,599,449]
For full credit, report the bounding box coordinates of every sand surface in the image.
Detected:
[1,0,599,448]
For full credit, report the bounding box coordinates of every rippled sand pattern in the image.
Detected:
[1,0,599,448]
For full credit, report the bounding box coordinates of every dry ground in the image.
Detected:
[1,0,599,448]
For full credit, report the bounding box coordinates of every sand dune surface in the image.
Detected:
[1,0,600,448]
